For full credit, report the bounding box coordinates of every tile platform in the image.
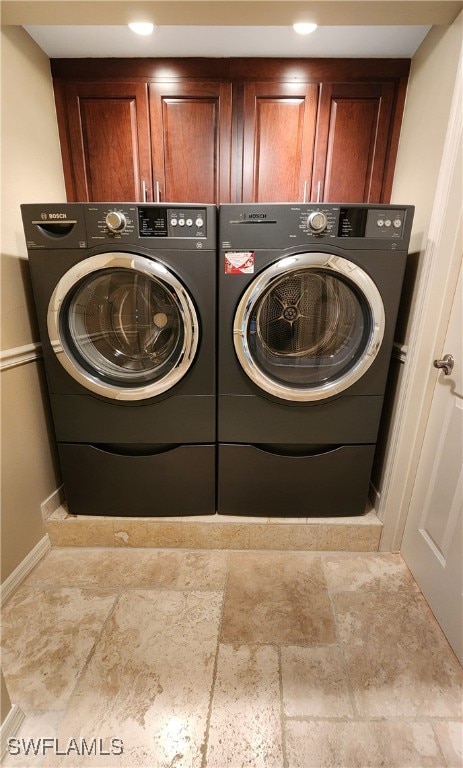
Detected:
[1,549,462,767]
[45,505,383,551]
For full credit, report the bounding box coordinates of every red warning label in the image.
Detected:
[224,251,255,274]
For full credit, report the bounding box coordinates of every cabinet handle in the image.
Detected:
[316,181,322,203]
[141,180,148,202]
[303,181,308,203]
[155,181,161,203]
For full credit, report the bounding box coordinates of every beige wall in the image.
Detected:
[391,14,462,345]
[372,13,462,517]
[1,26,65,583]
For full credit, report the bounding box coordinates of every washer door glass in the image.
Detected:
[234,253,385,402]
[48,253,199,401]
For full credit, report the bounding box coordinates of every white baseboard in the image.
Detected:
[40,485,65,521]
[1,704,26,760]
[0,535,51,606]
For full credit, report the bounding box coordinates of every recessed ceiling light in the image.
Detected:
[128,22,155,36]
[293,22,318,36]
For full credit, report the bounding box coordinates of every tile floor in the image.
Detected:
[1,548,462,768]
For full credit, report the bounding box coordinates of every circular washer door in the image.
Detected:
[48,252,199,401]
[233,252,385,402]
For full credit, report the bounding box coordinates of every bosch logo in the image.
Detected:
[42,213,68,220]
[247,213,267,219]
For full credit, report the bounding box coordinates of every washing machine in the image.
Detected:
[21,202,216,517]
[218,203,414,517]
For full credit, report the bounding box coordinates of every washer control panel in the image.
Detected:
[138,206,207,239]
[20,203,216,250]
[85,204,210,246]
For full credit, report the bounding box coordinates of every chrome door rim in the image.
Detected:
[233,252,385,402]
[48,252,199,401]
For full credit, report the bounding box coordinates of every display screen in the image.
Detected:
[138,207,168,237]
[338,208,368,238]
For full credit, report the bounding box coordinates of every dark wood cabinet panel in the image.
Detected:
[312,82,395,203]
[52,58,410,206]
[242,82,318,202]
[149,80,232,204]
[60,82,152,202]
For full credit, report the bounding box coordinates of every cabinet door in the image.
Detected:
[62,82,153,202]
[241,82,319,203]
[149,80,232,204]
[312,82,395,203]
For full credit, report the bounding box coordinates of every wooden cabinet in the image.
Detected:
[149,80,232,203]
[52,59,409,206]
[241,82,318,202]
[57,82,153,202]
[311,82,396,204]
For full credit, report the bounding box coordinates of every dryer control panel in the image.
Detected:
[220,203,414,252]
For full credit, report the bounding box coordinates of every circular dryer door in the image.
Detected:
[48,252,199,401]
[233,252,385,402]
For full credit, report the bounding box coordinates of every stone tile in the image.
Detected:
[1,586,116,712]
[247,523,319,550]
[281,645,354,718]
[433,721,463,767]
[46,517,114,547]
[323,553,420,593]
[181,522,249,549]
[333,591,463,717]
[26,548,181,588]
[220,552,336,644]
[113,520,182,548]
[317,520,381,551]
[44,589,222,767]
[2,711,64,767]
[206,644,283,768]
[285,720,445,767]
[175,550,229,590]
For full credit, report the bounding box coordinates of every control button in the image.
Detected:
[393,219,402,229]
[307,211,328,233]
[377,219,384,227]
[178,218,185,227]
[186,218,193,227]
[171,218,178,227]
[385,219,392,227]
[195,217,204,228]
[105,211,126,233]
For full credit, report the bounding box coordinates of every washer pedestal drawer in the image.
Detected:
[218,443,375,517]
[59,443,215,517]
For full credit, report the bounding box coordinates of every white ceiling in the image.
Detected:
[24,24,431,59]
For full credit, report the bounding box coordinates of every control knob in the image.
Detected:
[307,211,328,233]
[105,211,126,233]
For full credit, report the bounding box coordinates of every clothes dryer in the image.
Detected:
[22,202,216,517]
[218,203,414,517]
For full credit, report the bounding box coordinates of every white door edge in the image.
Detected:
[378,49,462,551]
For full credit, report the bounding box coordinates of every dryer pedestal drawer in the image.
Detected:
[218,443,375,517]
[59,443,215,517]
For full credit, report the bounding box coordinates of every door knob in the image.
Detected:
[433,354,454,375]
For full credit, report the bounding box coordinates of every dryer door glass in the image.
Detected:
[49,253,199,401]
[233,253,384,402]
[251,270,366,385]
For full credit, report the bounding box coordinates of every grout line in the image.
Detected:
[321,558,360,722]
[200,550,230,768]
[278,645,289,768]
[58,588,123,715]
